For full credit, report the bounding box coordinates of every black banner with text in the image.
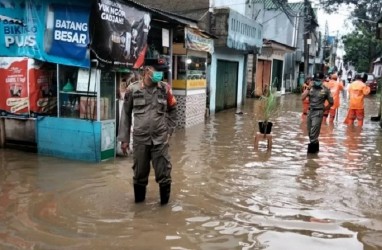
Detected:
[90,0,150,68]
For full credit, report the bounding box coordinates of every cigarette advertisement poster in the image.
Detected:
[28,59,57,117]
[0,57,29,117]
[90,0,150,68]
[0,0,91,68]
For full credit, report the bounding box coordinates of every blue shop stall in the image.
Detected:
[0,0,199,162]
[37,65,117,162]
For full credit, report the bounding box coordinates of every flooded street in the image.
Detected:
[1,93,382,249]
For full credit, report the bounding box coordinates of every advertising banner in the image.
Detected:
[28,59,57,117]
[0,57,29,117]
[90,0,150,68]
[0,0,91,68]
[185,27,214,54]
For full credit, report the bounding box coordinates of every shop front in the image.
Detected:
[210,8,263,113]
[0,0,94,157]
[171,28,214,128]
[0,0,199,162]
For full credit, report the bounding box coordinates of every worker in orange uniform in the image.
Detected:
[322,75,331,122]
[324,74,344,123]
[302,77,312,116]
[344,74,370,127]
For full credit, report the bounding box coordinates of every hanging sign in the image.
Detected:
[44,4,90,63]
[185,27,214,54]
[90,0,151,68]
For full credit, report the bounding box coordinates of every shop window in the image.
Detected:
[100,71,116,120]
[187,56,206,80]
[175,55,187,80]
[146,24,170,71]
[58,65,115,121]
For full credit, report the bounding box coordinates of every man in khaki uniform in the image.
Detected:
[118,66,177,205]
[302,72,333,154]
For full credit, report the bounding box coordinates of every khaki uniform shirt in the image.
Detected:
[308,85,333,110]
[118,80,177,145]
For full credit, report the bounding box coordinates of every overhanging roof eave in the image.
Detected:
[123,0,199,27]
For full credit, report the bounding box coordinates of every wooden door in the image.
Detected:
[216,60,238,112]
[255,60,271,96]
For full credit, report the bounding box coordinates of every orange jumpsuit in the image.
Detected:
[322,80,331,120]
[324,80,344,122]
[344,80,370,126]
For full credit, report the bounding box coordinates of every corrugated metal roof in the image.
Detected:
[261,0,317,27]
[132,0,209,20]
[263,0,304,12]
[122,0,199,27]
[263,39,296,51]
[288,2,304,12]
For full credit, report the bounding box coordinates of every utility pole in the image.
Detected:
[303,0,310,77]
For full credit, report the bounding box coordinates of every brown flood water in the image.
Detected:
[1,93,382,250]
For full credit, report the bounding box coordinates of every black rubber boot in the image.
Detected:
[159,184,171,205]
[307,142,319,154]
[134,184,146,203]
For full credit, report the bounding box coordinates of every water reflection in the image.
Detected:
[0,95,381,249]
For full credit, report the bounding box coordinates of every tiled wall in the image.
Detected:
[175,93,206,128]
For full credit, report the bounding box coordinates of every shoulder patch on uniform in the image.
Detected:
[127,80,142,92]
[157,81,171,93]
[157,81,168,88]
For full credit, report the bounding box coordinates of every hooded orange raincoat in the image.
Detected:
[344,80,370,126]
[325,80,344,109]
[324,80,344,121]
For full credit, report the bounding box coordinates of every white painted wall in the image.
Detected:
[373,63,382,78]
[209,48,245,113]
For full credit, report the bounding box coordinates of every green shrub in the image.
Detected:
[258,81,279,122]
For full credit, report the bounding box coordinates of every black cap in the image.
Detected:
[361,73,368,83]
[354,74,362,80]
[313,72,325,81]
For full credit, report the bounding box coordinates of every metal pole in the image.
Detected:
[168,27,173,86]
[303,0,309,77]
[0,118,5,148]
[379,85,382,118]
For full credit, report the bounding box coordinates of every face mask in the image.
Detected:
[313,81,322,87]
[150,71,163,83]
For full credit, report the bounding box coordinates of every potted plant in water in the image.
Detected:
[258,84,279,134]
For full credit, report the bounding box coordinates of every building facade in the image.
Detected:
[0,0,201,161]
[260,0,320,90]
[136,0,263,115]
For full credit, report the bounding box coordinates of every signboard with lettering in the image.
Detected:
[0,0,91,68]
[90,0,150,68]
[185,27,214,54]
[44,4,89,62]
